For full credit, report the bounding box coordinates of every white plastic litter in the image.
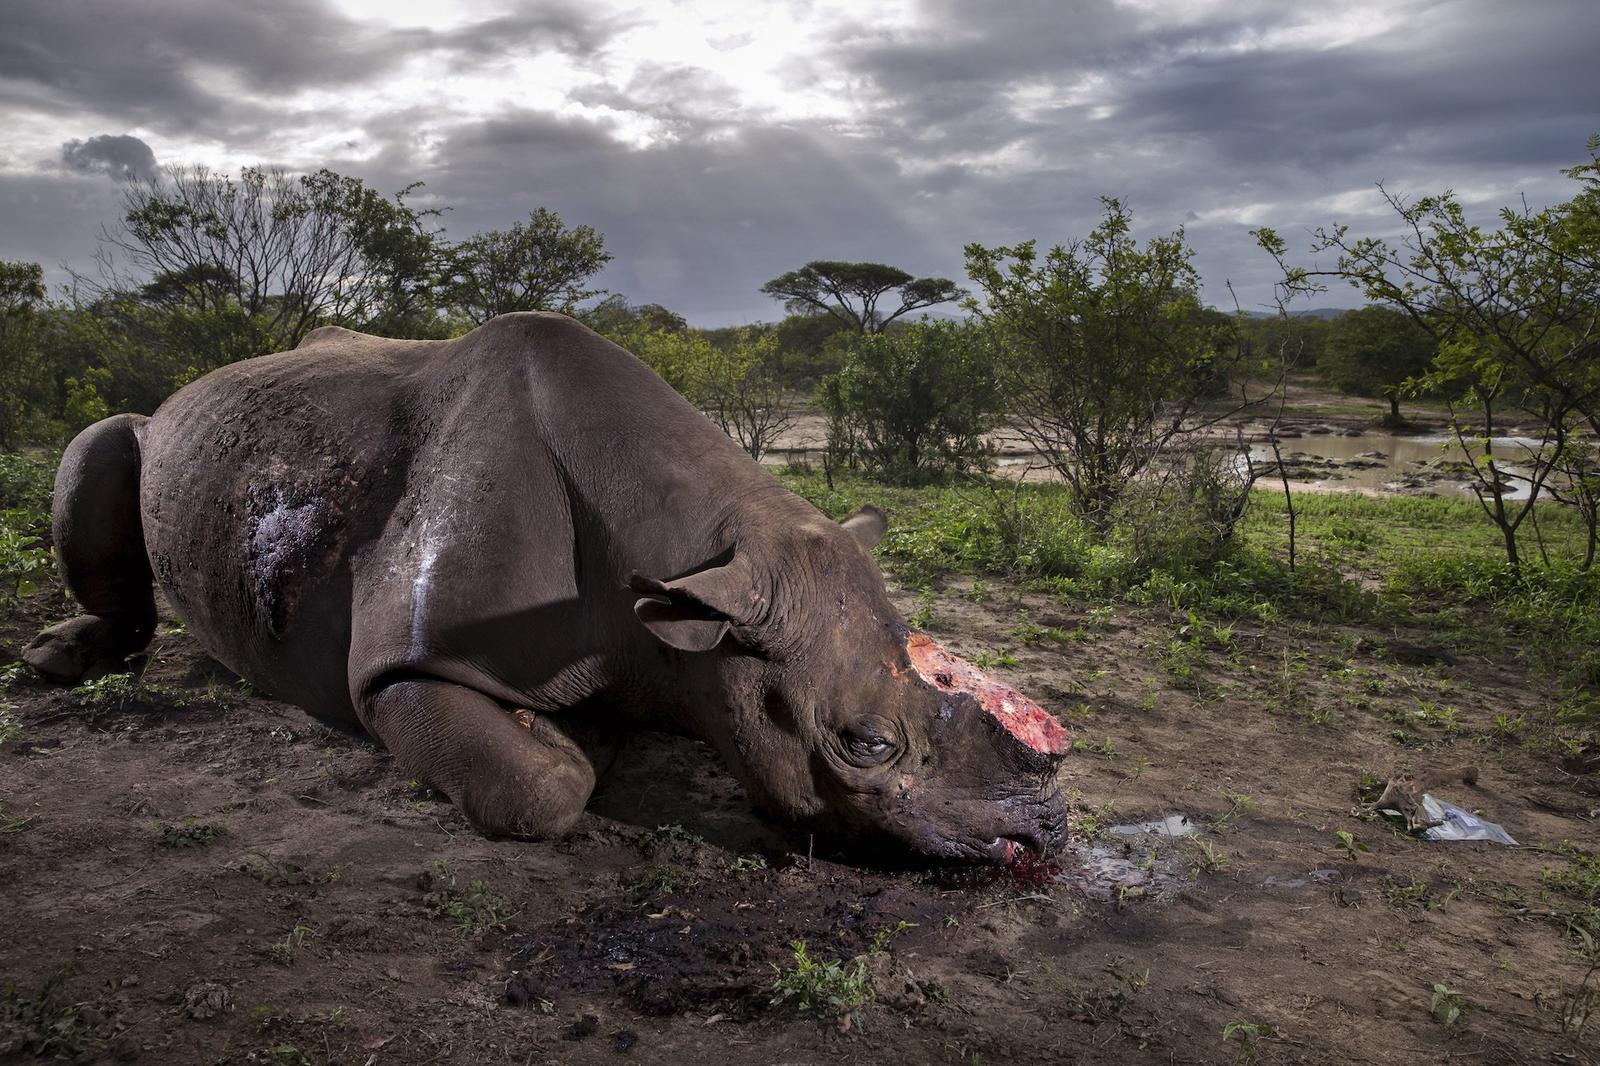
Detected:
[1411,794,1518,845]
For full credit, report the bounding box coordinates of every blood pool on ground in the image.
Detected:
[904,632,1071,755]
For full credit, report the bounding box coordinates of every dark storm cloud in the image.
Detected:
[808,0,1600,314]
[405,5,624,60]
[404,109,949,322]
[1100,4,1600,172]
[0,0,622,144]
[4,0,1599,321]
[0,171,126,280]
[60,134,160,183]
[0,0,374,135]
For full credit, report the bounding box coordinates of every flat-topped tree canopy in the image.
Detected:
[760,260,964,333]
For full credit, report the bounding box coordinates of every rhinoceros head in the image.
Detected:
[628,506,1071,864]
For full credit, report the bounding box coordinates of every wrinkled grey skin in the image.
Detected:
[25,313,1068,862]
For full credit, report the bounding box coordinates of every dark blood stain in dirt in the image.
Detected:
[930,835,1184,903]
[507,862,948,1018]
[508,835,1184,1021]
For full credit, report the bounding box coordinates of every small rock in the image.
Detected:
[862,952,928,1011]
[612,1029,638,1053]
[504,972,553,1011]
[563,1013,600,1041]
[182,981,232,1021]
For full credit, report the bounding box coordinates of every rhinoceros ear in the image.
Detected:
[626,549,767,653]
[840,504,887,550]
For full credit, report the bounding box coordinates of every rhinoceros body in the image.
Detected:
[26,313,1070,862]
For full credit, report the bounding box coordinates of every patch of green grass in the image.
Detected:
[1012,617,1079,647]
[1081,736,1118,760]
[1542,844,1600,905]
[971,649,1018,669]
[0,701,19,744]
[865,920,917,955]
[255,1005,346,1033]
[421,861,512,937]
[1186,840,1229,878]
[1382,875,1454,911]
[768,940,871,1016]
[1209,791,1260,829]
[159,820,227,849]
[1334,830,1370,861]
[1487,712,1527,741]
[1159,636,1205,682]
[0,661,35,688]
[70,673,187,712]
[724,854,768,875]
[1221,1019,1279,1064]
[627,863,691,899]
[0,801,36,833]
[0,965,102,1061]
[654,822,706,847]
[907,587,939,629]
[1430,983,1467,1025]
[263,924,314,965]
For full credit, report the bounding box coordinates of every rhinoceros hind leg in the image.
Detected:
[363,678,601,839]
[23,413,156,684]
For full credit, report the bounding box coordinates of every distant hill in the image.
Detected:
[1237,307,1354,320]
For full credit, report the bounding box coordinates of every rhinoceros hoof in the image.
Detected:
[21,615,133,684]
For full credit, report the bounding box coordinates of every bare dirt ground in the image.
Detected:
[3,571,1598,1065]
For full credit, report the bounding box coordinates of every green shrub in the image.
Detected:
[769,940,870,1016]
[823,321,1000,479]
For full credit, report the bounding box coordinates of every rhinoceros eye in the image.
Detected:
[841,726,896,765]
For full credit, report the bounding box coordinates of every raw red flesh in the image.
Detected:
[905,632,1072,755]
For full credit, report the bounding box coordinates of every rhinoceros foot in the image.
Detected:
[22,615,140,684]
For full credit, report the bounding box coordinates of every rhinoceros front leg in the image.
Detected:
[362,678,602,839]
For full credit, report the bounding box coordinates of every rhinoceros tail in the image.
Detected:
[21,413,157,683]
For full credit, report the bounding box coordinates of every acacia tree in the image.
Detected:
[760,261,963,333]
[1321,305,1436,425]
[442,207,611,323]
[965,198,1237,529]
[1267,137,1600,572]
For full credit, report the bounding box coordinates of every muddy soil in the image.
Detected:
[2,575,1597,1065]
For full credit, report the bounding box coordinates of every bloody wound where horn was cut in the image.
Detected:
[904,632,1071,755]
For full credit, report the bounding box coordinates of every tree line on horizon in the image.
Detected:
[2,136,1597,572]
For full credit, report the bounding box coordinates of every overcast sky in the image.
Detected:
[2,0,1597,326]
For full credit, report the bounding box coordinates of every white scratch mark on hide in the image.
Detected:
[408,504,455,656]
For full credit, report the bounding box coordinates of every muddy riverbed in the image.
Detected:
[762,384,1564,500]
[3,569,1596,1064]
[771,419,1557,499]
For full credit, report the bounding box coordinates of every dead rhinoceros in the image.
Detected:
[24,313,1070,862]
